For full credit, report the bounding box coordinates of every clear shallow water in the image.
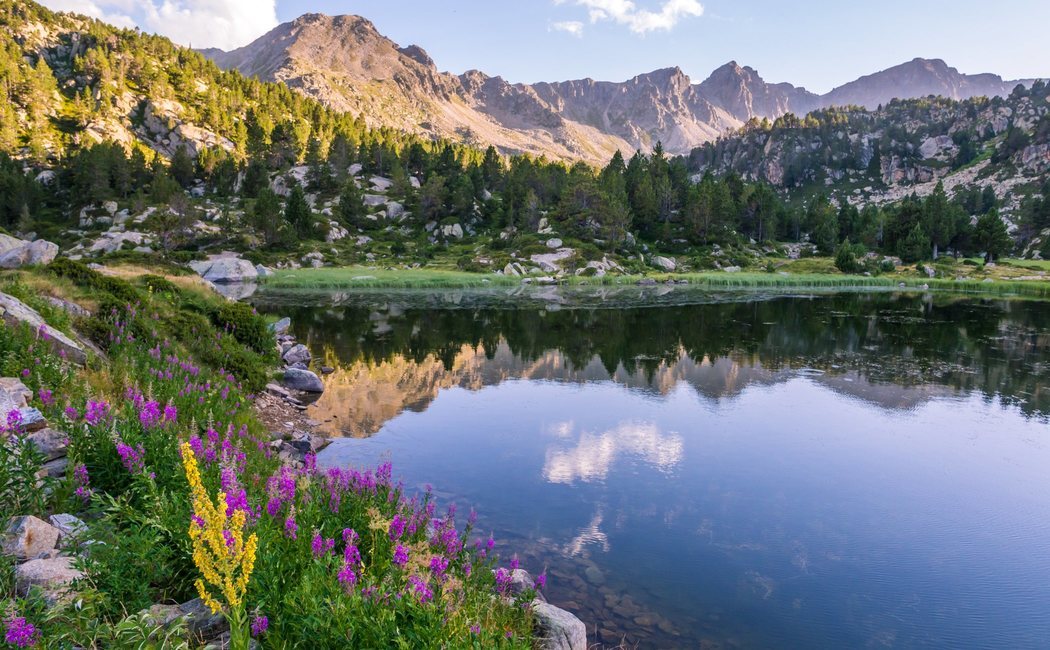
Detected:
[253,288,1050,648]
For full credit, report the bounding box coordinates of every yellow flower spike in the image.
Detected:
[180,442,258,638]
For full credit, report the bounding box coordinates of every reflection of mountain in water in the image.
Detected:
[307,341,958,438]
[255,291,1050,436]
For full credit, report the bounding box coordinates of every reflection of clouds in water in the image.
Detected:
[543,421,683,484]
[546,420,575,438]
[565,508,610,557]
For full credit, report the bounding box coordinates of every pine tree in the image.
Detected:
[285,185,313,238]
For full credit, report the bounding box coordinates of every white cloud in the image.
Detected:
[39,0,278,50]
[550,20,585,37]
[555,0,703,35]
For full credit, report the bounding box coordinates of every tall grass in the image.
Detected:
[263,267,1050,298]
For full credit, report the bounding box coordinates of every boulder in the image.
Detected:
[26,428,68,461]
[362,194,387,207]
[282,344,312,366]
[0,239,59,269]
[14,556,82,601]
[0,377,31,415]
[255,265,275,278]
[48,514,87,547]
[0,233,24,255]
[16,407,46,432]
[2,516,60,561]
[652,256,677,272]
[180,598,229,642]
[546,238,563,249]
[0,293,87,365]
[532,600,587,650]
[440,223,464,239]
[198,257,258,284]
[369,176,393,191]
[269,317,291,335]
[282,368,324,393]
[39,457,68,479]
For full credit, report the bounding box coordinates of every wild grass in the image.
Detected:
[263,266,1050,298]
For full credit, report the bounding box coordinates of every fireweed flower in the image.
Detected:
[5,409,22,434]
[138,400,162,429]
[73,463,93,501]
[388,514,406,541]
[337,563,358,591]
[115,439,146,475]
[250,615,268,637]
[63,405,78,421]
[534,571,547,590]
[3,615,38,648]
[37,389,53,407]
[470,624,480,635]
[407,575,433,604]
[84,400,110,426]
[284,513,298,540]
[495,568,512,594]
[429,555,450,579]
[392,544,409,567]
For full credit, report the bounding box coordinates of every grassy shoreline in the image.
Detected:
[262,266,1050,298]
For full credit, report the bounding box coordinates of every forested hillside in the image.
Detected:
[0,0,1047,276]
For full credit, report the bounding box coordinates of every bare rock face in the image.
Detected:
[3,516,60,561]
[0,293,87,365]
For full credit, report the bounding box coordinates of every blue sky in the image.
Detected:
[42,0,1050,93]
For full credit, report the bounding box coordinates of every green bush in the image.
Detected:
[211,302,273,356]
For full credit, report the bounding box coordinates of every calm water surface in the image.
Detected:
[252,287,1050,649]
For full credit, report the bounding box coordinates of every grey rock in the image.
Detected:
[265,383,291,399]
[532,600,587,650]
[45,296,90,318]
[546,238,563,249]
[18,407,47,432]
[282,344,312,366]
[48,514,87,547]
[282,368,324,393]
[3,516,60,561]
[320,366,335,375]
[0,239,59,269]
[179,598,229,642]
[0,377,31,415]
[652,255,677,272]
[203,258,259,284]
[255,264,275,278]
[39,457,69,479]
[269,317,291,334]
[26,428,68,461]
[0,292,87,365]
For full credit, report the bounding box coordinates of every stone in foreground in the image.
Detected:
[532,600,588,650]
[2,516,60,561]
[14,556,83,601]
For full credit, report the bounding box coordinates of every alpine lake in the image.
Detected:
[251,284,1050,649]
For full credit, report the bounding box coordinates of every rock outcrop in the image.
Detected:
[0,293,87,365]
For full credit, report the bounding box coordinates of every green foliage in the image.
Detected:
[210,301,274,356]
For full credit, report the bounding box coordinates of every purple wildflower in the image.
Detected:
[470,624,480,635]
[429,555,449,579]
[115,439,146,475]
[37,389,53,407]
[388,514,406,542]
[3,616,38,648]
[392,544,409,567]
[284,515,298,540]
[250,615,268,637]
[534,572,547,590]
[407,575,433,604]
[337,563,358,590]
[84,400,110,426]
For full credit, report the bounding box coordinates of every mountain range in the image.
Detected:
[204,13,1038,162]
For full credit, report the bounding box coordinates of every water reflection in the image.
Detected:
[543,421,683,484]
[251,289,1050,648]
